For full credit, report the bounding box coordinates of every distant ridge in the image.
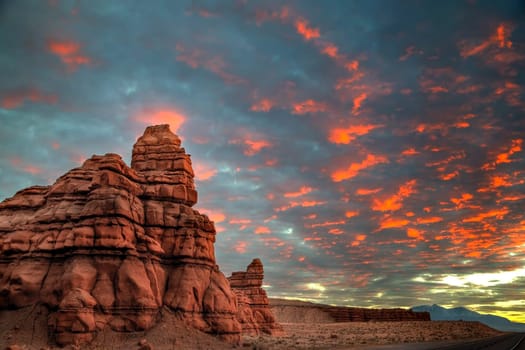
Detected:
[411,304,525,332]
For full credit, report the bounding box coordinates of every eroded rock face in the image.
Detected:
[228,259,283,336]
[0,125,241,345]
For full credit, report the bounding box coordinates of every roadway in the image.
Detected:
[352,333,525,350]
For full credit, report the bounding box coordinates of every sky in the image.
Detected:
[1,0,525,322]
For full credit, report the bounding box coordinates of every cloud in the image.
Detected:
[352,92,367,114]
[250,98,274,112]
[463,208,509,223]
[377,216,410,231]
[482,139,522,170]
[284,186,313,198]
[1,88,58,109]
[133,108,186,133]
[193,161,218,181]
[175,43,245,84]
[290,99,327,115]
[47,39,93,71]
[254,226,271,234]
[328,124,382,145]
[9,157,43,175]
[229,135,273,156]
[371,179,417,212]
[294,18,320,40]
[331,154,388,182]
[459,23,514,58]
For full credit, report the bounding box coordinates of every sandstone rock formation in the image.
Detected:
[324,306,430,322]
[270,298,430,323]
[228,259,283,336]
[0,125,241,346]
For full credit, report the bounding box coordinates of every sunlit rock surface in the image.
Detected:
[0,125,241,345]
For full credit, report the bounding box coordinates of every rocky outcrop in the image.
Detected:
[0,125,241,346]
[324,306,430,322]
[228,259,283,336]
[270,298,430,323]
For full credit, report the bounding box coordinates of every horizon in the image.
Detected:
[1,1,524,323]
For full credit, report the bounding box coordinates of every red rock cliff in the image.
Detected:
[0,125,241,346]
[228,259,283,336]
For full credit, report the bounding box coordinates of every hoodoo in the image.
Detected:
[228,259,284,336]
[0,125,243,345]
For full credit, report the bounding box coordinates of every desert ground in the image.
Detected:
[1,302,502,350]
[243,320,501,350]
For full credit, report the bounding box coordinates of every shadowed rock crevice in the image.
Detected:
[0,125,241,346]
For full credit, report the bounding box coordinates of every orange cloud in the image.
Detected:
[321,43,339,58]
[350,234,367,247]
[251,98,274,112]
[496,23,513,48]
[459,23,514,58]
[356,188,382,196]
[331,154,388,182]
[328,228,344,235]
[291,99,327,115]
[482,139,522,170]
[463,208,509,223]
[416,216,443,225]
[284,186,313,198]
[439,171,459,181]
[234,241,248,254]
[491,174,513,188]
[454,121,470,128]
[352,92,367,114]
[407,227,424,240]
[229,218,251,231]
[47,39,92,71]
[201,208,226,224]
[229,131,273,157]
[308,220,345,228]
[401,148,420,156]
[345,210,359,218]
[192,162,218,181]
[295,18,320,40]
[254,226,271,234]
[134,108,186,133]
[9,157,43,175]
[1,88,58,109]
[371,179,417,212]
[175,43,244,84]
[328,124,381,145]
[451,193,473,207]
[275,200,327,212]
[243,139,272,156]
[460,40,492,58]
[377,216,410,231]
[345,60,359,71]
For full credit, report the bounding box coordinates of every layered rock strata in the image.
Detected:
[270,298,430,323]
[324,306,430,322]
[0,125,241,345]
[228,259,283,335]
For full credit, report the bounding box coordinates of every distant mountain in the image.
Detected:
[411,304,525,332]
